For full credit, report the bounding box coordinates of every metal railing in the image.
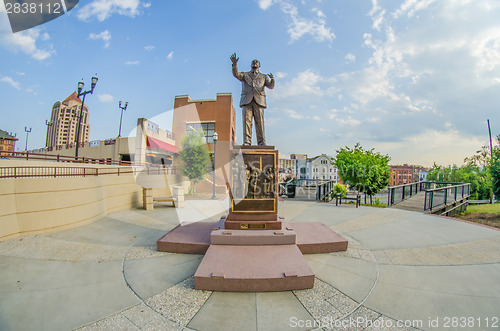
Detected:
[424,183,471,213]
[387,182,428,206]
[316,180,335,201]
[0,165,176,179]
[387,181,466,207]
[3,151,133,166]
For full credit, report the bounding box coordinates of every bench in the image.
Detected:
[143,186,184,210]
[335,195,361,208]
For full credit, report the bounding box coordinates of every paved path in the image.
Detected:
[390,192,427,212]
[0,201,499,330]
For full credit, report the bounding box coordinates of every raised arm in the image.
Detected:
[231,53,244,81]
[265,73,275,89]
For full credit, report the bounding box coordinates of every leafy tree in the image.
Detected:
[179,130,211,194]
[491,135,500,199]
[427,153,492,200]
[333,143,391,204]
[330,183,347,200]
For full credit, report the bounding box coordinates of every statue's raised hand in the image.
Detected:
[268,73,274,80]
[230,53,239,65]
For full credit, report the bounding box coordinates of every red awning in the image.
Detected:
[146,136,178,153]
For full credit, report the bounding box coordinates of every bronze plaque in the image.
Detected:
[240,223,267,230]
[232,199,275,212]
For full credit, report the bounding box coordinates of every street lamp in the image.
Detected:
[487,119,495,204]
[211,131,219,200]
[24,127,31,151]
[118,101,128,137]
[75,75,98,158]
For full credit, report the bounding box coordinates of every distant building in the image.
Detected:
[172,93,236,193]
[278,158,295,182]
[173,93,236,152]
[0,130,18,156]
[46,92,90,150]
[390,164,414,186]
[294,154,338,182]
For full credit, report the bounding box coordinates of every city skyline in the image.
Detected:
[1,1,500,167]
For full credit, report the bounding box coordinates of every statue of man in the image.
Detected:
[231,53,275,146]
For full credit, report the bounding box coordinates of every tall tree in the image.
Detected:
[491,135,500,199]
[333,143,391,204]
[179,130,211,194]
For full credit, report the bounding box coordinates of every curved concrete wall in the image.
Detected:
[0,174,144,240]
[0,170,183,241]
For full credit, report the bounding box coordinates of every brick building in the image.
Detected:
[172,93,236,193]
[0,130,18,156]
[390,164,414,186]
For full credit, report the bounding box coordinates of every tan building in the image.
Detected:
[46,92,90,150]
[0,130,18,156]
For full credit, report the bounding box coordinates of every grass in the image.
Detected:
[466,203,500,214]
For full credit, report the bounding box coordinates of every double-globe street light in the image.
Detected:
[118,101,128,137]
[211,131,219,200]
[75,76,98,158]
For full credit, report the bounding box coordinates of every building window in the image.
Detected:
[186,122,215,143]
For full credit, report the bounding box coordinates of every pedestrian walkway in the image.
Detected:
[389,192,427,212]
[0,201,499,330]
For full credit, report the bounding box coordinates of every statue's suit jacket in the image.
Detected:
[232,66,275,108]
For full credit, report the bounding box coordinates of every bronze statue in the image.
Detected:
[231,53,275,146]
[263,166,275,198]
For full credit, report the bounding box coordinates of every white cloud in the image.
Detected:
[284,109,304,119]
[275,69,330,98]
[337,116,361,127]
[125,60,140,65]
[392,0,436,19]
[0,28,55,60]
[77,0,144,22]
[167,51,174,61]
[258,0,274,10]
[144,45,155,51]
[1,76,20,89]
[312,116,321,121]
[88,30,111,48]
[279,2,335,43]
[345,53,355,63]
[98,93,114,103]
[276,72,287,79]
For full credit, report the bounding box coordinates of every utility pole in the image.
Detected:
[487,119,495,204]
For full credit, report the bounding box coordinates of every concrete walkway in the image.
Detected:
[0,201,499,330]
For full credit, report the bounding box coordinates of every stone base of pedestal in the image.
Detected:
[194,245,314,292]
[157,218,349,292]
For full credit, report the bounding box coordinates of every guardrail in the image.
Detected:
[316,180,335,201]
[387,181,466,207]
[424,183,471,214]
[0,165,176,179]
[2,151,133,166]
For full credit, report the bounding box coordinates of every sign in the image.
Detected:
[104,139,116,145]
[147,120,159,134]
[89,140,100,147]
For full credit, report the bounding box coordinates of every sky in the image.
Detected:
[1,0,499,167]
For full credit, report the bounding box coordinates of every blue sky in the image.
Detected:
[1,0,499,167]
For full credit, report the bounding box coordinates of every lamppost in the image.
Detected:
[24,127,31,151]
[75,76,98,158]
[211,131,219,200]
[45,120,52,149]
[118,101,128,137]
[487,119,495,204]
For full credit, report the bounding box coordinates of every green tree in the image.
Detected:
[179,130,211,195]
[427,152,493,200]
[491,135,500,199]
[333,143,391,204]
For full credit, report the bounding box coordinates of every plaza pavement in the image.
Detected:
[0,200,499,331]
